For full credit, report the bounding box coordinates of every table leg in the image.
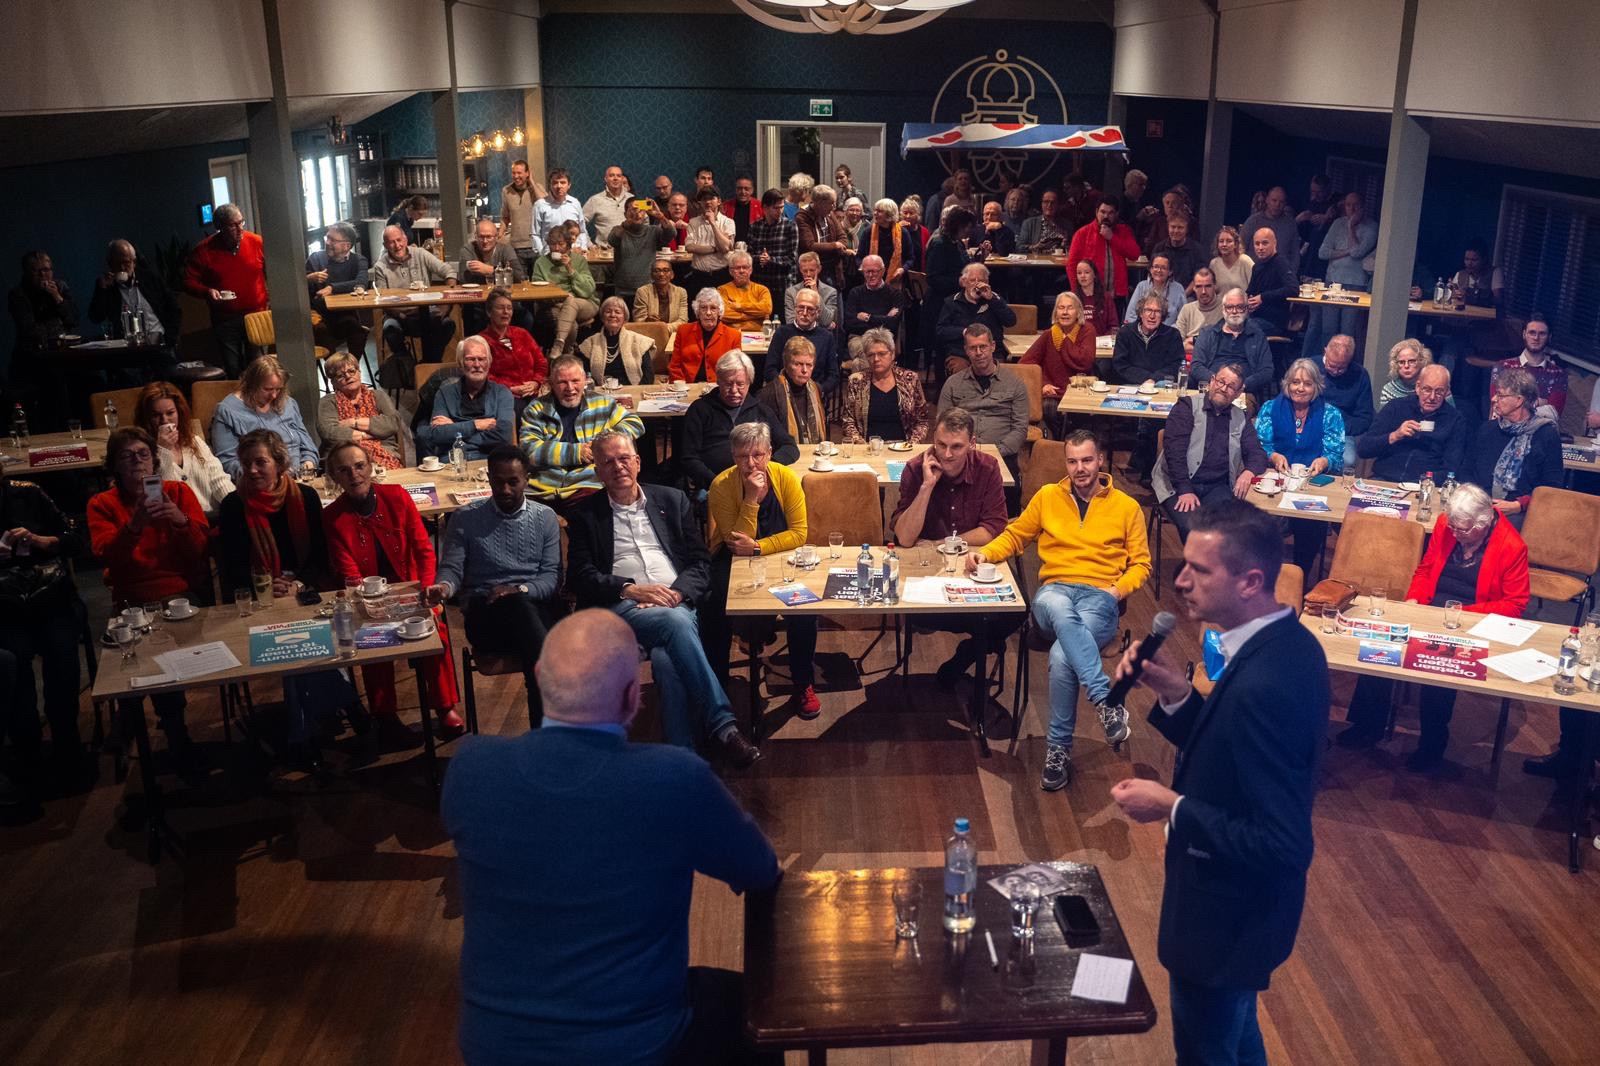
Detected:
[415,663,439,798]
[806,1049,827,1066]
[970,619,991,757]
[1569,714,1598,874]
[1029,1035,1068,1066]
[122,699,170,864]
[747,619,762,742]
[1490,697,1511,789]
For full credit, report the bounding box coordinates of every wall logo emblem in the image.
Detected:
[929,50,1068,191]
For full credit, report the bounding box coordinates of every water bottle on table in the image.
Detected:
[1555,628,1581,696]
[855,544,873,607]
[451,432,467,478]
[334,592,356,659]
[881,542,899,606]
[943,817,977,933]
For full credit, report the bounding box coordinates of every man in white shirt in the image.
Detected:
[582,165,631,248]
[532,169,588,255]
[1174,268,1224,354]
[564,431,760,766]
[684,187,736,293]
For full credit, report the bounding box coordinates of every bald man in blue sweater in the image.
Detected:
[443,609,781,1066]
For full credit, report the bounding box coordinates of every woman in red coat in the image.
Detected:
[669,289,742,383]
[322,442,464,739]
[1341,483,1529,769]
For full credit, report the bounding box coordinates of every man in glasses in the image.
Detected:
[1317,334,1373,471]
[1355,363,1466,484]
[1190,287,1274,395]
[1151,362,1271,540]
[306,223,372,356]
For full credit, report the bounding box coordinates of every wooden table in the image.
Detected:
[1303,597,1600,870]
[1563,443,1600,478]
[724,546,1025,754]
[0,427,110,476]
[791,442,1015,487]
[582,248,690,266]
[1056,383,1195,422]
[744,862,1157,1063]
[1288,291,1497,323]
[1245,474,1419,526]
[985,254,1151,273]
[614,382,715,418]
[91,593,449,861]
[322,281,568,312]
[378,460,489,517]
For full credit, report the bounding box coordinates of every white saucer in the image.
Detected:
[1254,486,1282,497]
[163,607,198,621]
[418,463,443,473]
[937,543,968,555]
[1397,482,1421,491]
[1363,506,1402,517]
[396,622,437,641]
[887,441,914,452]
[968,573,1005,584]
[809,464,836,472]
[1089,385,1112,393]
[359,587,390,599]
[1137,388,1157,395]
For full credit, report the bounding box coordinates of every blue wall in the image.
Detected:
[352,89,526,216]
[0,138,244,375]
[538,13,1114,203]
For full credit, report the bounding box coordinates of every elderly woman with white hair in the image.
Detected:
[578,296,656,386]
[856,198,915,284]
[796,182,853,289]
[669,288,741,383]
[715,248,773,331]
[1339,482,1529,769]
[1255,356,1345,572]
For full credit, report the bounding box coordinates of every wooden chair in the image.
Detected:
[1004,363,1046,472]
[801,471,882,548]
[414,361,451,391]
[190,379,240,440]
[1327,510,1426,598]
[1191,564,1306,698]
[1520,486,1600,624]
[624,320,673,355]
[1007,304,1037,336]
[89,386,145,429]
[1021,437,1068,504]
[243,310,276,350]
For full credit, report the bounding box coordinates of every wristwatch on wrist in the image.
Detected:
[752,545,762,557]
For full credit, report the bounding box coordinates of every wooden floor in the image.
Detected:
[4,476,1599,1065]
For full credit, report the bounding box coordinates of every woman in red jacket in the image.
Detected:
[478,287,547,404]
[1340,483,1530,769]
[322,442,464,741]
[669,289,742,383]
[87,426,212,779]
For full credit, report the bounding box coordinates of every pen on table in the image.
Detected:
[984,930,999,970]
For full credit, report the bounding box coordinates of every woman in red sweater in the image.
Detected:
[87,426,212,778]
[1341,483,1529,769]
[322,442,464,740]
[478,287,547,403]
[1019,291,1097,398]
[1070,259,1119,340]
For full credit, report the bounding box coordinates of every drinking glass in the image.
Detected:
[1009,880,1042,939]
[1321,605,1339,634]
[1369,587,1387,618]
[67,418,83,439]
[252,568,273,604]
[235,588,254,618]
[748,556,767,589]
[345,577,363,600]
[892,880,923,939]
[828,531,844,559]
[868,436,885,455]
[780,553,795,583]
[838,439,854,459]
[112,622,138,662]
[1443,600,1463,630]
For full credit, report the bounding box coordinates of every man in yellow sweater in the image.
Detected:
[717,250,773,331]
[969,429,1151,790]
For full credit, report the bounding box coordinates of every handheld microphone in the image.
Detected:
[1104,611,1178,706]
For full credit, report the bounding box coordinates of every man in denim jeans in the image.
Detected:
[968,430,1151,789]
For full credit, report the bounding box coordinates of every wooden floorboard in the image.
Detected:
[3,482,1599,1065]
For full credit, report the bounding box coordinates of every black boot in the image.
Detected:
[1523,749,1580,779]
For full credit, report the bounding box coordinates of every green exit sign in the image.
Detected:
[809,99,834,118]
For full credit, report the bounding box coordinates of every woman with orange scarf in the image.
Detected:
[316,352,407,470]
[322,441,464,741]
[1020,291,1098,398]
[856,198,914,284]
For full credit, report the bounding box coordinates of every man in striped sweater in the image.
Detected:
[518,355,645,507]
[427,444,563,728]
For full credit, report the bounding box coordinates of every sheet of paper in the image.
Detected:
[1482,648,1558,684]
[1278,491,1331,513]
[154,641,242,681]
[1070,954,1133,1004]
[1466,614,1540,647]
[900,576,953,605]
[129,671,178,689]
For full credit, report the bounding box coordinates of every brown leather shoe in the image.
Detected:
[717,729,762,769]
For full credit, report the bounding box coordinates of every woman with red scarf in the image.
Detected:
[316,353,407,471]
[322,441,464,740]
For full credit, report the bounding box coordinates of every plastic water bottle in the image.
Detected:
[102,398,118,430]
[1555,628,1581,696]
[856,544,873,607]
[450,433,467,477]
[9,403,28,447]
[1418,471,1435,524]
[1442,471,1458,504]
[762,315,776,341]
[334,592,356,659]
[1433,278,1448,307]
[942,817,977,933]
[881,542,900,606]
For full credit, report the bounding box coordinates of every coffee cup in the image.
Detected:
[603,376,620,391]
[121,606,148,628]
[812,456,834,471]
[672,379,689,393]
[372,465,388,481]
[401,615,429,637]
[818,440,835,455]
[796,545,817,566]
[975,561,999,582]
[419,456,441,471]
[1417,420,1435,433]
[167,598,192,617]
[362,576,388,597]
[1289,464,1309,478]
[217,290,236,301]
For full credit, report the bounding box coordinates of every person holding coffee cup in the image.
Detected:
[1356,364,1467,484]
[87,426,212,780]
[966,429,1150,791]
[323,442,464,743]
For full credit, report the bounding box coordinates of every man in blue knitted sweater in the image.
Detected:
[443,608,781,1066]
[427,443,563,727]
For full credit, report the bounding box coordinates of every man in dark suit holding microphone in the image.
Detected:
[1109,499,1329,1064]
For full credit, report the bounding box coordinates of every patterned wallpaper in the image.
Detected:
[538,13,1113,203]
[353,89,526,216]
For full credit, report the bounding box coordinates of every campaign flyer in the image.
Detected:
[248,619,335,666]
[1402,630,1489,681]
[1357,640,1404,666]
[769,582,822,607]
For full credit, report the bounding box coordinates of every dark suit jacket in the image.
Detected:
[566,484,712,609]
[1146,612,1329,990]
